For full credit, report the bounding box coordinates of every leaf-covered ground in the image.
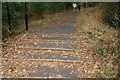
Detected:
[76,6,119,78]
[1,6,119,78]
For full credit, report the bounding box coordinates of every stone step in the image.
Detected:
[20,52,79,60]
[2,60,95,78]
[18,43,78,51]
[25,33,77,39]
[24,36,77,41]
[4,49,93,61]
[29,25,76,35]
[7,52,93,62]
[17,39,78,46]
[0,78,96,80]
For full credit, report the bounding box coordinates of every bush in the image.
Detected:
[102,3,119,29]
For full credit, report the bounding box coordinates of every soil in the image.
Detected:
[1,6,119,79]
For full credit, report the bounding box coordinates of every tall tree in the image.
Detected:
[6,2,11,30]
[25,2,28,31]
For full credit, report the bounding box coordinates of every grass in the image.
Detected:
[28,20,45,32]
[97,33,103,37]
[104,67,113,73]
[80,3,119,78]
[87,31,94,39]
[28,14,54,32]
[114,34,120,39]
[2,25,25,39]
[99,39,104,43]
[96,47,107,57]
[89,7,100,13]
[94,28,103,32]
[98,67,116,78]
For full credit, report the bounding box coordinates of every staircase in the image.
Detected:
[2,11,96,79]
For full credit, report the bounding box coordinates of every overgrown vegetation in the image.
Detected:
[2,2,69,39]
[90,3,119,78]
[88,2,119,30]
[101,3,119,29]
[77,2,119,78]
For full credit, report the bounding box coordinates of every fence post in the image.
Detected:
[25,2,28,31]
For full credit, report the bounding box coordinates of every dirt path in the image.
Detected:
[1,8,118,79]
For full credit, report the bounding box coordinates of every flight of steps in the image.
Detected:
[2,26,95,78]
